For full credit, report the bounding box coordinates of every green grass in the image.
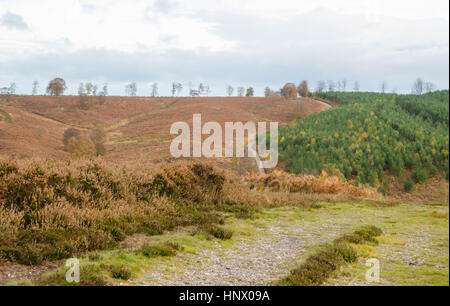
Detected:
[0,108,13,123]
[8,200,448,286]
[277,226,383,286]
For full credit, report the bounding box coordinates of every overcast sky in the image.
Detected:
[0,0,448,96]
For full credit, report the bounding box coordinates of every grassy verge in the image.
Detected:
[5,201,448,286]
[14,222,247,286]
[0,108,13,123]
[277,226,383,286]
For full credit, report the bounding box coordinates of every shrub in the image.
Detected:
[110,266,132,280]
[66,136,96,158]
[411,169,427,184]
[0,158,254,266]
[279,225,382,286]
[90,125,107,156]
[63,128,81,149]
[140,244,177,257]
[404,177,414,192]
[206,225,233,240]
[428,166,438,177]
[77,94,91,110]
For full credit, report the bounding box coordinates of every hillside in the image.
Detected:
[278,91,449,192]
[1,95,328,165]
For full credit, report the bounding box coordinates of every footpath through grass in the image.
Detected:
[7,200,447,286]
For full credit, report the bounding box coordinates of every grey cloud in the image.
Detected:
[0,11,29,30]
[0,8,448,95]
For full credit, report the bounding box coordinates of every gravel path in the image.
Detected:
[132,217,349,286]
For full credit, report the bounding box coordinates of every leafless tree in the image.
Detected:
[125,82,137,96]
[85,83,94,95]
[78,83,85,95]
[226,85,234,96]
[151,83,158,97]
[381,81,388,94]
[46,78,67,96]
[8,83,16,95]
[264,87,272,97]
[237,87,245,97]
[198,83,205,95]
[102,84,108,96]
[171,82,183,96]
[424,82,436,93]
[316,81,326,93]
[205,84,211,96]
[93,85,98,96]
[171,82,177,96]
[412,78,424,95]
[353,81,360,92]
[176,83,183,96]
[327,80,335,92]
[342,79,347,92]
[32,81,39,95]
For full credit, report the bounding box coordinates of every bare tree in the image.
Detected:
[327,80,335,92]
[226,85,234,97]
[176,83,183,96]
[46,78,67,96]
[412,78,424,95]
[171,82,183,96]
[336,80,342,91]
[32,81,39,95]
[125,82,137,96]
[237,87,245,97]
[151,83,158,97]
[205,84,211,96]
[316,81,326,93]
[8,83,16,95]
[264,87,272,97]
[92,85,98,96]
[85,83,94,95]
[102,84,108,96]
[78,83,85,95]
[381,81,388,94]
[424,82,436,93]
[171,82,177,96]
[353,81,360,92]
[198,83,205,95]
[342,79,347,92]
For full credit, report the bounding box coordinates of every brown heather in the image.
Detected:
[0,157,259,265]
[244,169,380,198]
[0,156,378,266]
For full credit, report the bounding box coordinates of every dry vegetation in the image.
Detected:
[0,155,380,267]
[0,95,327,163]
[0,157,255,265]
[244,169,381,199]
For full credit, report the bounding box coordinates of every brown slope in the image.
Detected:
[1,96,327,163]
